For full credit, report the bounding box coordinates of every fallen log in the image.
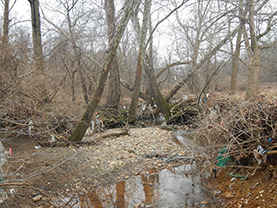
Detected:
[82,127,130,142]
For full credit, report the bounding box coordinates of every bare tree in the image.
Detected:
[68,0,137,142]
[174,0,235,99]
[0,0,18,94]
[42,0,96,103]
[244,0,277,100]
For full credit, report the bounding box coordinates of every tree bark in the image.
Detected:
[145,56,171,120]
[79,68,89,104]
[105,0,121,108]
[128,0,151,123]
[68,0,137,142]
[230,0,244,94]
[245,47,261,100]
[153,72,192,117]
[28,0,43,71]
[0,0,10,89]
[2,0,10,45]
[165,72,192,102]
[245,0,261,100]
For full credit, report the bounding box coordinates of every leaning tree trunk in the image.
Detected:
[105,0,121,108]
[128,0,151,123]
[28,0,43,71]
[68,0,137,142]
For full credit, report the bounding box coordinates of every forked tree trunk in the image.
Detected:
[153,72,192,117]
[68,0,137,142]
[145,59,171,120]
[105,0,121,108]
[128,0,151,123]
[28,0,43,71]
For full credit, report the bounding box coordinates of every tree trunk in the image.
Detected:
[0,0,10,89]
[128,0,151,123]
[165,73,192,102]
[144,13,154,103]
[2,0,10,45]
[28,0,43,71]
[71,72,76,102]
[145,57,171,120]
[79,68,89,104]
[68,0,137,142]
[65,2,90,105]
[230,29,242,94]
[244,0,261,100]
[230,0,244,94]
[105,0,121,108]
[245,47,261,100]
[153,72,192,117]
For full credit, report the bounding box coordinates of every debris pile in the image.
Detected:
[196,93,277,171]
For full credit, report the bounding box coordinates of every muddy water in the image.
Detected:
[51,130,220,208]
[53,164,219,208]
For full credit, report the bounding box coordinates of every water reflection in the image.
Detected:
[79,190,103,208]
[54,164,220,208]
[116,181,125,207]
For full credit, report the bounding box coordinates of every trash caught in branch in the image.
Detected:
[253,145,267,165]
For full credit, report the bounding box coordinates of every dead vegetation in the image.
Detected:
[1,74,277,181]
[196,90,277,176]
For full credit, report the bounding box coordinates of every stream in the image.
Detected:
[49,130,221,208]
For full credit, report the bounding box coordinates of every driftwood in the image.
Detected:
[38,127,129,147]
[93,107,130,129]
[39,139,97,148]
[167,102,199,125]
[82,127,130,142]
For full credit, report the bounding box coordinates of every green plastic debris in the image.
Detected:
[217,146,230,166]
[0,171,3,194]
[228,172,248,180]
